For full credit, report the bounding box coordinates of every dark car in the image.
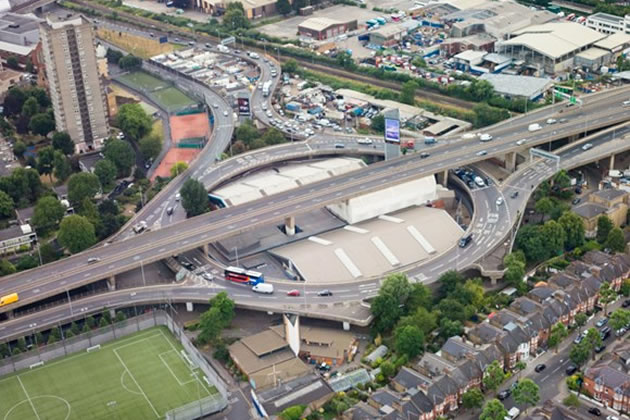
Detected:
[420,152,430,159]
[623,299,630,308]
[588,407,601,416]
[600,326,612,340]
[535,364,546,373]
[572,198,581,205]
[594,344,606,353]
[317,289,333,297]
[565,365,578,375]
[510,191,519,199]
[497,389,511,400]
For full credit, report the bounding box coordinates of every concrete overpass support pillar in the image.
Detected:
[109,308,116,319]
[505,152,517,172]
[107,275,116,291]
[202,243,209,256]
[436,170,449,187]
[343,322,350,331]
[285,216,295,236]
[610,154,616,170]
[5,310,13,319]
[186,302,194,312]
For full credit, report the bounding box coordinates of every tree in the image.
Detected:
[118,54,142,70]
[552,170,571,191]
[106,48,123,64]
[461,388,484,411]
[282,59,298,74]
[0,190,14,218]
[407,283,432,312]
[394,325,424,359]
[397,307,437,336]
[548,322,568,354]
[12,140,26,159]
[574,313,588,334]
[68,172,100,206]
[261,128,285,146]
[6,55,19,70]
[16,255,38,270]
[276,0,291,14]
[609,309,630,338]
[36,146,55,180]
[439,318,463,339]
[94,159,117,188]
[80,198,102,234]
[280,405,305,420]
[21,96,38,118]
[139,133,162,161]
[558,211,585,250]
[170,161,189,177]
[483,360,506,395]
[605,227,626,253]
[480,399,508,420]
[223,3,249,30]
[599,282,617,315]
[569,341,590,366]
[541,219,566,257]
[32,196,65,232]
[180,178,207,217]
[516,225,548,262]
[438,270,463,297]
[622,279,630,297]
[473,103,509,127]
[400,81,417,105]
[99,317,109,328]
[52,132,75,155]
[116,103,152,141]
[504,252,526,289]
[57,215,96,254]
[197,292,235,344]
[29,112,55,136]
[104,139,136,177]
[86,316,96,329]
[371,274,413,334]
[115,311,127,322]
[371,114,385,133]
[3,87,27,116]
[380,360,395,378]
[53,151,72,182]
[597,215,614,244]
[584,327,603,361]
[512,378,540,413]
[0,259,15,276]
[70,321,80,335]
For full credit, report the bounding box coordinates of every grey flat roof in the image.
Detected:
[479,73,553,98]
[588,12,623,24]
[591,188,627,202]
[270,206,463,284]
[573,202,607,219]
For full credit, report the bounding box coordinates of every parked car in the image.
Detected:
[565,365,577,375]
[535,364,546,372]
[496,197,504,206]
[624,299,630,308]
[596,318,608,328]
[510,191,519,199]
[497,389,511,400]
[594,344,607,353]
[572,198,581,205]
[588,407,601,416]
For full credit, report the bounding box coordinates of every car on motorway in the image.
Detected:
[334,143,345,149]
[87,257,101,264]
[476,150,487,156]
[223,110,229,117]
[559,118,568,123]
[588,407,601,416]
[166,207,174,216]
[565,365,578,375]
[266,111,272,118]
[528,123,542,132]
[535,364,546,372]
[510,191,519,199]
[212,103,218,109]
[496,197,504,206]
[479,133,493,142]
[462,133,477,139]
[287,289,300,296]
[252,283,274,294]
[516,139,527,145]
[420,152,430,159]
[317,289,333,297]
[459,233,473,248]
[596,318,608,328]
[358,138,373,145]
[624,100,630,107]
[582,143,593,151]
[547,118,557,124]
[497,389,511,400]
[205,43,211,49]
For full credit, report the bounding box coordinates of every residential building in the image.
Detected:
[0,223,35,254]
[253,373,334,417]
[573,188,629,238]
[39,14,109,153]
[298,18,357,41]
[584,342,630,412]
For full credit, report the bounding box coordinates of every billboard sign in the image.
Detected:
[237,96,251,116]
[159,36,168,44]
[384,118,400,143]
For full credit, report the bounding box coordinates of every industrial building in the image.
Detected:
[194,0,279,19]
[369,25,407,47]
[0,13,42,72]
[497,22,607,75]
[479,73,553,101]
[40,15,109,153]
[297,17,357,41]
[586,12,627,35]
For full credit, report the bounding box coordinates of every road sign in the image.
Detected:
[221,36,235,45]
[159,36,168,44]
[530,148,560,170]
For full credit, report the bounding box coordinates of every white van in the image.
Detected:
[528,123,542,132]
[252,283,274,294]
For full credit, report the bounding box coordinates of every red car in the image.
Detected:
[287,289,300,297]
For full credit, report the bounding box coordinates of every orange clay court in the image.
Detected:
[152,113,211,179]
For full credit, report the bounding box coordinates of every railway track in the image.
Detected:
[69,0,475,110]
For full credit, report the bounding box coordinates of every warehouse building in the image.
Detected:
[369,25,407,47]
[575,47,611,72]
[479,73,553,101]
[497,22,607,75]
[298,17,357,41]
[195,0,278,19]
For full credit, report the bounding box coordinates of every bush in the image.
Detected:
[563,394,580,407]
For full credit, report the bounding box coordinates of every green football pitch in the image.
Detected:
[0,327,217,420]
[118,71,168,91]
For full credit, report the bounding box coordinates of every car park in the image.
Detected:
[572,198,581,205]
[606,416,620,420]
[623,299,630,308]
[600,326,612,340]
[595,344,606,353]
